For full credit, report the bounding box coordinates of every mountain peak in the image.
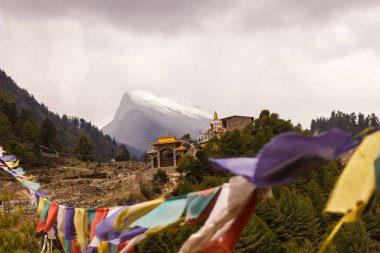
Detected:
[103,90,210,151]
[125,90,211,119]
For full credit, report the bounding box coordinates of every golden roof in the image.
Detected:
[150,136,178,145]
[175,146,187,151]
[147,148,157,154]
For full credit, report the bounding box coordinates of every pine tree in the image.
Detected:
[255,198,289,242]
[39,118,57,146]
[20,117,40,144]
[0,111,15,144]
[363,194,380,241]
[285,239,315,253]
[235,214,281,253]
[74,132,94,161]
[279,188,320,243]
[332,221,371,253]
[140,234,173,253]
[114,145,130,161]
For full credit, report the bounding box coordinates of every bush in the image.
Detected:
[0,190,39,252]
[140,181,162,199]
[153,169,169,184]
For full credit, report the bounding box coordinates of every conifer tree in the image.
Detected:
[74,132,94,161]
[114,145,130,161]
[279,188,320,243]
[255,198,289,242]
[0,111,15,144]
[332,221,371,253]
[40,118,57,146]
[235,214,281,253]
[20,117,40,144]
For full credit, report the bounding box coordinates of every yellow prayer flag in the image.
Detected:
[319,131,380,252]
[74,208,89,252]
[115,198,165,229]
[5,160,19,168]
[324,130,380,216]
[37,198,46,218]
[98,241,109,253]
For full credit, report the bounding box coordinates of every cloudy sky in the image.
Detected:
[0,0,379,129]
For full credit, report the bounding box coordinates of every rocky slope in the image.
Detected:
[102,90,210,152]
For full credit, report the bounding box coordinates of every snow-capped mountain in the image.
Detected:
[102,90,211,152]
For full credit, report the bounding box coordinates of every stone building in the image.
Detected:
[221,115,254,131]
[199,112,254,147]
[147,136,192,169]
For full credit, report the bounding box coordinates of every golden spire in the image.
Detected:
[213,111,219,121]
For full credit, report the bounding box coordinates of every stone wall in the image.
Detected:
[221,116,253,131]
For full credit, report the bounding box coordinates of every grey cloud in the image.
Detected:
[0,0,379,130]
[1,0,379,33]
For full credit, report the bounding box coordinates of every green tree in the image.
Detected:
[285,239,315,253]
[279,188,320,244]
[19,117,40,144]
[176,150,216,184]
[331,221,371,253]
[142,152,151,162]
[0,111,15,144]
[153,169,169,184]
[14,144,34,162]
[180,133,193,143]
[140,234,173,253]
[0,190,39,252]
[114,145,130,161]
[74,132,94,161]
[255,198,289,242]
[219,129,243,157]
[0,89,17,126]
[39,118,57,146]
[363,194,380,241]
[235,214,281,253]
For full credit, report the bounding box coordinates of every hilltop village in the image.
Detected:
[147,112,253,170]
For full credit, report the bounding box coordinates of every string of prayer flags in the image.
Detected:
[210,128,354,186]
[185,187,220,223]
[0,145,4,157]
[180,176,263,253]
[90,208,109,240]
[3,127,380,253]
[318,130,380,252]
[44,201,59,232]
[0,155,20,168]
[89,207,124,248]
[114,198,164,230]
[130,196,187,232]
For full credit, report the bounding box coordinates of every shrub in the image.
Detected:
[153,169,169,184]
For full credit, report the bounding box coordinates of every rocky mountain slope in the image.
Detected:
[103,90,210,152]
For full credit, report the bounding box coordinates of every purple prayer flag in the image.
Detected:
[210,128,354,186]
[108,227,148,245]
[0,155,17,162]
[95,207,126,241]
[85,247,98,253]
[64,207,76,240]
[38,190,48,197]
[119,227,147,243]
[209,158,257,178]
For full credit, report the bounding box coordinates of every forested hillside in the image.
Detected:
[138,110,380,253]
[0,69,125,164]
[311,110,379,133]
